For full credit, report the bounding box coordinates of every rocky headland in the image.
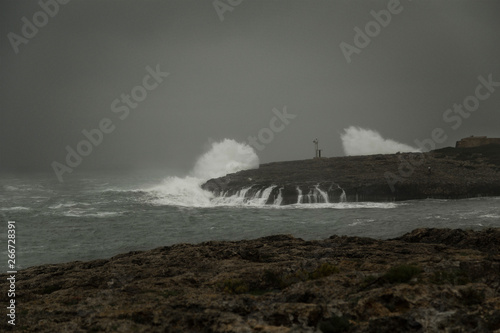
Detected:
[1,228,500,332]
[202,144,500,204]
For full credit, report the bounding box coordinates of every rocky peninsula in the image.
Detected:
[1,228,500,332]
[202,144,500,204]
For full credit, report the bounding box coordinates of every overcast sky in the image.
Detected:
[1,0,499,175]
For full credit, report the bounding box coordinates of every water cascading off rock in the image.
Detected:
[211,183,347,205]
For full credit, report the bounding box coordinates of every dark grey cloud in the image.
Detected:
[1,0,499,175]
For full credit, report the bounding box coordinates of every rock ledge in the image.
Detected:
[1,228,500,332]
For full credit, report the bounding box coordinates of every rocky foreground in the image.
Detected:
[1,228,500,332]
[202,144,500,203]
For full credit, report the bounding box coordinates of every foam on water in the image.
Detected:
[283,202,398,209]
[1,206,31,211]
[480,214,500,219]
[149,139,259,207]
[348,218,375,226]
[62,207,123,217]
[207,199,398,210]
[49,202,79,209]
[151,176,214,207]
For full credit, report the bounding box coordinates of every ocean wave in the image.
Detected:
[348,218,376,226]
[207,202,399,209]
[63,210,123,217]
[148,176,214,207]
[144,139,259,207]
[98,188,149,193]
[424,215,450,220]
[0,206,31,211]
[49,202,78,209]
[3,184,50,192]
[457,211,483,219]
[479,214,500,219]
[284,202,398,209]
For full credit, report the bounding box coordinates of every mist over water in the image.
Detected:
[341,126,420,156]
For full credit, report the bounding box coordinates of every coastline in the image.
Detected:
[1,227,499,332]
[202,145,500,203]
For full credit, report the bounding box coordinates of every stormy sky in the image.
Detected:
[1,0,500,176]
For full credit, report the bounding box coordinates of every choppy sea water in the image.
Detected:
[1,171,499,271]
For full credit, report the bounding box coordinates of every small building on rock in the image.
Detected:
[456,136,500,148]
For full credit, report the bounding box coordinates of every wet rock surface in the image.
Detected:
[2,228,500,332]
[202,144,500,203]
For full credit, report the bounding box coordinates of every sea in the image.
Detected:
[1,140,499,271]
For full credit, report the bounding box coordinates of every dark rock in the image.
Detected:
[395,227,500,254]
[1,228,499,332]
[202,145,500,204]
[368,316,423,332]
